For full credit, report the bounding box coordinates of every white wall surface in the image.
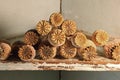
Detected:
[0,0,60,39]
[62,0,120,37]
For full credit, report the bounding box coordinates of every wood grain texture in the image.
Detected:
[1,56,120,71]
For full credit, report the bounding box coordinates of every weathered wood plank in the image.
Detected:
[1,56,120,71]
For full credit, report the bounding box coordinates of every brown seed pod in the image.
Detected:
[48,29,66,46]
[38,45,56,60]
[59,40,77,59]
[50,12,64,27]
[36,20,52,36]
[18,45,36,61]
[104,39,120,59]
[11,41,26,57]
[112,46,120,60]
[61,20,77,36]
[92,30,109,46]
[78,46,97,61]
[24,29,39,46]
[0,42,11,60]
[71,32,87,48]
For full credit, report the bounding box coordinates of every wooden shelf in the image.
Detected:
[1,56,120,71]
[2,34,120,71]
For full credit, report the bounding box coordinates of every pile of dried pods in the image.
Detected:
[0,12,119,62]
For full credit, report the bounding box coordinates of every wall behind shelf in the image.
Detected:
[62,0,120,37]
[0,0,60,39]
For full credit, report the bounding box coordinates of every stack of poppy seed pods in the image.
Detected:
[88,29,120,61]
[0,40,36,62]
[24,12,109,61]
[1,12,119,62]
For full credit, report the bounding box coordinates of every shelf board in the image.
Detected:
[1,56,120,71]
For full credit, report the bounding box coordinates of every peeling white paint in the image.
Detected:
[0,61,120,71]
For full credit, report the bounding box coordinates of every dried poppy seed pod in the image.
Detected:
[11,41,26,57]
[104,39,120,59]
[18,45,36,61]
[38,44,56,60]
[71,32,87,48]
[36,20,52,36]
[61,20,77,36]
[92,30,109,46]
[24,29,40,46]
[0,42,11,60]
[59,40,77,59]
[112,46,120,61]
[48,29,66,47]
[50,12,64,27]
[104,41,114,58]
[77,46,97,61]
